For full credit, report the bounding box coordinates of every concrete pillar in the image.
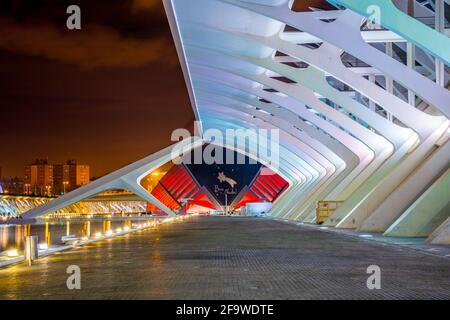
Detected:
[385,42,394,121]
[368,74,376,132]
[406,0,416,106]
[435,0,445,87]
[24,235,38,266]
[427,217,450,245]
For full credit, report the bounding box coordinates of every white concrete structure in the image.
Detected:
[23,0,450,244]
[23,137,203,218]
[162,0,449,243]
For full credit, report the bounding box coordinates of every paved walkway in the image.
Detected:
[0,216,449,299]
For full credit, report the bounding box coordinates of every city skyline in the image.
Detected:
[1,158,90,196]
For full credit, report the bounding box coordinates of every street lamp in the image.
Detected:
[45,185,52,196]
[24,183,30,195]
[63,181,69,194]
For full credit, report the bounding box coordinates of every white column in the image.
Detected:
[406,0,416,106]
[368,74,376,132]
[407,42,416,106]
[385,42,394,121]
[435,0,445,87]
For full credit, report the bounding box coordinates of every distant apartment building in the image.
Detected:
[21,159,90,196]
[53,160,90,195]
[24,159,54,196]
[0,165,37,195]
[0,177,25,195]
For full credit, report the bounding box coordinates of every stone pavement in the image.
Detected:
[0,216,449,299]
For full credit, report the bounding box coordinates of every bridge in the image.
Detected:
[0,194,147,219]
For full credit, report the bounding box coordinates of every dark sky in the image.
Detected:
[0,0,194,178]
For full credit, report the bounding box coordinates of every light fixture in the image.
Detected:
[38,243,49,250]
[6,249,19,257]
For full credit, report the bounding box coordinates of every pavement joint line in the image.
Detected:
[272,217,450,261]
[1,215,448,299]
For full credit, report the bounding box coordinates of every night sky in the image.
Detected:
[0,0,332,179]
[0,0,194,178]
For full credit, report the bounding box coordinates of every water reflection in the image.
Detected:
[0,219,136,253]
[15,225,23,249]
[83,221,91,238]
[103,220,111,233]
[45,223,51,245]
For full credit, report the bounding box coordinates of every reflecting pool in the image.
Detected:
[0,219,151,254]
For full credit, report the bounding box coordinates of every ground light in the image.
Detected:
[6,249,19,257]
[0,214,197,268]
[38,243,49,250]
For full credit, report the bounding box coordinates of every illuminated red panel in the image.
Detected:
[253,179,275,200]
[189,192,217,210]
[235,169,288,209]
[147,184,180,214]
[160,165,200,203]
[235,191,262,209]
[149,164,219,214]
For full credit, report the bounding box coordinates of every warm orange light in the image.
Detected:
[6,249,19,257]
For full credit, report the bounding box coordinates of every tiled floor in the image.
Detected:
[0,216,449,299]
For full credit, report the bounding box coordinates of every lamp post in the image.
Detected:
[225,193,228,216]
